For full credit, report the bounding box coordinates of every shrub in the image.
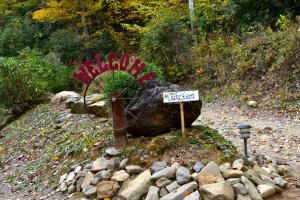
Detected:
[0,49,74,114]
[141,11,195,82]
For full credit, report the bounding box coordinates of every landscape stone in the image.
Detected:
[193,162,204,172]
[126,80,202,136]
[160,188,168,197]
[59,173,68,184]
[97,181,120,199]
[119,158,129,169]
[81,171,94,191]
[223,169,243,179]
[219,163,231,173]
[51,91,80,105]
[145,186,159,200]
[68,185,76,194]
[166,181,179,192]
[226,178,240,185]
[237,194,252,200]
[91,157,110,172]
[160,181,198,200]
[118,170,151,200]
[151,167,176,180]
[107,157,121,171]
[111,170,130,182]
[176,166,191,184]
[258,174,275,185]
[156,178,172,188]
[74,165,82,174]
[257,184,275,198]
[150,161,167,173]
[197,161,224,185]
[232,183,247,195]
[94,170,112,180]
[83,185,97,197]
[232,159,244,171]
[105,147,120,156]
[65,172,76,186]
[243,169,263,185]
[125,165,143,174]
[91,177,100,185]
[240,176,263,200]
[183,190,201,200]
[59,182,67,192]
[76,177,83,192]
[274,177,288,188]
[199,181,234,200]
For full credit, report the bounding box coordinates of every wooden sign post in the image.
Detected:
[163,90,200,137]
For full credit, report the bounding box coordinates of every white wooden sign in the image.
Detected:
[163,90,199,103]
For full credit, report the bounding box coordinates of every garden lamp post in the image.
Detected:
[238,124,252,157]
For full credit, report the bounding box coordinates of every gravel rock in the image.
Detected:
[105,147,120,156]
[91,177,101,185]
[166,181,179,192]
[111,170,130,182]
[243,169,263,185]
[223,170,243,179]
[59,182,67,192]
[156,178,172,188]
[151,167,176,180]
[97,181,120,199]
[94,170,112,180]
[193,162,204,172]
[145,186,160,200]
[125,165,143,174]
[76,177,83,192]
[237,194,252,200]
[199,181,234,200]
[197,161,224,185]
[160,181,198,200]
[191,173,198,181]
[118,170,151,200]
[257,184,275,198]
[241,176,263,200]
[150,161,168,173]
[232,183,247,195]
[176,166,191,184]
[91,157,110,172]
[81,171,94,191]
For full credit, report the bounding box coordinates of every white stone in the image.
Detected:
[150,161,167,172]
[91,157,110,172]
[118,170,151,200]
[257,184,276,198]
[151,167,176,180]
[247,100,258,107]
[166,181,179,192]
[119,158,129,169]
[105,147,120,156]
[59,173,68,184]
[274,177,288,188]
[111,170,130,182]
[74,166,82,174]
[81,171,94,190]
[219,163,231,173]
[232,159,244,171]
[145,186,159,200]
[65,172,76,186]
[176,167,191,184]
[199,181,235,200]
[160,181,198,200]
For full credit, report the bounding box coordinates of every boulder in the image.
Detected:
[126,80,202,136]
[183,190,201,200]
[70,93,106,115]
[145,186,160,200]
[151,167,176,180]
[160,181,198,200]
[118,170,151,200]
[176,166,191,184]
[199,181,234,200]
[197,161,224,185]
[97,181,120,199]
[51,91,81,105]
[240,176,263,200]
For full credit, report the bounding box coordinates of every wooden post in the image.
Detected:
[180,102,185,137]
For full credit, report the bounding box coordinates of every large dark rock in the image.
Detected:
[125,80,202,136]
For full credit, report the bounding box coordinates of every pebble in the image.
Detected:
[59,173,68,184]
[65,172,76,186]
[274,177,288,188]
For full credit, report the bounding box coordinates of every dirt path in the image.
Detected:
[196,101,300,199]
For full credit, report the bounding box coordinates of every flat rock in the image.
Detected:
[257,184,275,198]
[166,181,179,192]
[219,163,231,173]
[232,183,247,195]
[105,147,120,156]
[145,186,159,200]
[223,170,243,179]
[91,157,110,172]
[125,165,143,174]
[151,167,176,180]
[111,170,130,182]
[197,161,224,185]
[183,190,201,200]
[160,181,198,200]
[97,181,120,199]
[241,176,263,200]
[193,162,204,173]
[156,178,172,188]
[81,172,94,190]
[199,181,234,200]
[176,166,191,184]
[150,161,167,173]
[118,170,151,200]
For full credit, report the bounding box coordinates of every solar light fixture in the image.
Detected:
[238,124,252,157]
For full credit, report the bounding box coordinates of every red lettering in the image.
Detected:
[84,60,99,77]
[138,72,156,86]
[127,58,146,78]
[108,51,119,70]
[119,53,129,71]
[73,65,93,85]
